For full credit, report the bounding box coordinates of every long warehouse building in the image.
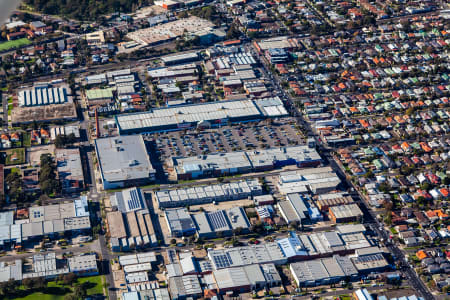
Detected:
[115,98,288,134]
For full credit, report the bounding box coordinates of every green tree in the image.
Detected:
[22,278,34,289]
[63,273,77,286]
[33,277,46,289]
[39,154,61,196]
[178,11,189,18]
[226,23,241,40]
[64,294,77,300]
[73,283,87,299]
[5,172,25,204]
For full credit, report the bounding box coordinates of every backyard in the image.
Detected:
[23,132,31,147]
[8,97,13,116]
[3,148,26,165]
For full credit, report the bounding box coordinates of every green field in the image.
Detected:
[0,38,31,52]
[47,275,104,296]
[8,292,65,300]
[7,275,105,300]
[4,148,26,165]
[78,275,105,295]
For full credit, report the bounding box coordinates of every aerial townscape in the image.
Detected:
[0,0,448,300]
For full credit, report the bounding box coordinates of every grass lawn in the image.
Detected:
[23,132,31,147]
[47,275,105,296]
[7,292,65,300]
[4,148,26,165]
[0,38,31,52]
[7,275,106,300]
[10,167,20,174]
[78,275,105,295]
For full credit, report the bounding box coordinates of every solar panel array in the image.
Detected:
[208,211,229,231]
[354,253,385,263]
[127,188,142,211]
[211,253,233,269]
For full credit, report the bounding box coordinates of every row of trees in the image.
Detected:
[0,273,90,299]
[3,154,62,208]
[5,172,26,204]
[54,133,77,149]
[39,153,61,196]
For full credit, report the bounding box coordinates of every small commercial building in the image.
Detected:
[353,288,374,300]
[278,193,309,224]
[329,204,363,223]
[108,188,157,251]
[265,48,289,64]
[56,148,84,193]
[193,206,251,239]
[165,208,196,237]
[85,88,114,107]
[213,267,252,294]
[68,254,98,276]
[290,255,358,287]
[277,167,341,195]
[316,193,354,212]
[20,198,90,244]
[351,252,389,275]
[168,275,202,300]
[161,52,200,66]
[107,211,127,251]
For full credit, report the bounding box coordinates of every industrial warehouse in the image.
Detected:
[107,188,157,252]
[171,145,321,180]
[192,206,250,239]
[277,167,342,195]
[95,135,156,189]
[12,82,77,125]
[0,253,98,283]
[207,225,372,270]
[155,179,262,208]
[115,98,288,134]
[120,228,385,298]
[0,197,90,247]
[18,84,71,107]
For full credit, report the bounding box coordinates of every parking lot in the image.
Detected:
[146,118,305,161]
